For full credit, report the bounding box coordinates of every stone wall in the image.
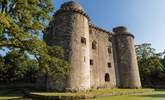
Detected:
[44,3,91,91]
[89,25,116,89]
[112,26,141,88]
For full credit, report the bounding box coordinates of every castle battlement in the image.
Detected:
[89,24,112,35]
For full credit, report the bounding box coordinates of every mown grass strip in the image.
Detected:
[29,88,154,99]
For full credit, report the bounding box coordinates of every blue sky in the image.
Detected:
[0,0,164,56]
[53,0,165,52]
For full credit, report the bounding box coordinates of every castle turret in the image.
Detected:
[113,26,141,88]
[45,1,90,91]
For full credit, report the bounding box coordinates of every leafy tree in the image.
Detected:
[135,43,165,86]
[0,50,39,83]
[138,56,164,85]
[160,50,165,67]
[0,0,69,90]
[23,59,39,82]
[135,43,156,60]
[0,55,5,81]
[0,0,54,64]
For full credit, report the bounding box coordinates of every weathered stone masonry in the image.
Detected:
[44,1,141,91]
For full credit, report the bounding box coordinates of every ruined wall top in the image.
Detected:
[54,1,90,20]
[113,26,134,38]
[89,24,112,35]
[61,1,84,12]
[113,26,128,33]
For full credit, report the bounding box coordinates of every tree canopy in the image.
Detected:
[135,43,165,87]
[0,50,39,83]
[0,0,69,89]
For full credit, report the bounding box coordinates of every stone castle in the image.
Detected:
[44,1,141,91]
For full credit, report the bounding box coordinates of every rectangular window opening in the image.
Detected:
[108,62,112,68]
[90,59,94,65]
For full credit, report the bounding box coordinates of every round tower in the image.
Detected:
[47,1,91,91]
[113,26,141,88]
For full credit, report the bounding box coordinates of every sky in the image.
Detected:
[52,0,165,52]
[0,0,165,56]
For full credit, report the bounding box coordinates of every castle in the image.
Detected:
[44,1,141,91]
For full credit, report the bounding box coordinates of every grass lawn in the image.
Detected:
[31,88,153,96]
[1,88,165,100]
[84,90,165,100]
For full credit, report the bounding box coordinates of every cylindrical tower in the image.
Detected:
[45,1,91,91]
[113,26,141,88]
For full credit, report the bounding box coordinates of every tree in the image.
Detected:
[0,55,5,81]
[135,43,156,61]
[0,0,69,90]
[135,43,165,86]
[0,0,52,68]
[160,50,165,67]
[0,50,39,83]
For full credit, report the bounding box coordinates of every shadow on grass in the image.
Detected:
[0,89,28,100]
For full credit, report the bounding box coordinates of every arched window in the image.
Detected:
[92,40,97,49]
[105,73,110,82]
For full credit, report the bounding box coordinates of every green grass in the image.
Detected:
[0,96,22,100]
[84,90,165,100]
[31,88,154,97]
[1,88,164,100]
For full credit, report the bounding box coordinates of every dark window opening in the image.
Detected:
[105,73,110,82]
[81,37,86,44]
[90,59,94,65]
[108,47,111,54]
[108,62,112,68]
[92,41,97,49]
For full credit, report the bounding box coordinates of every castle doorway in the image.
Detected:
[105,73,110,82]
